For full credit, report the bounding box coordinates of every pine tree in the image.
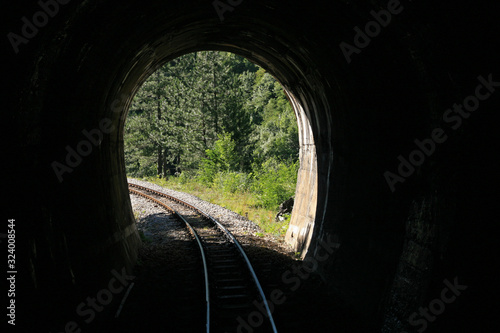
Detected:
[124,51,298,178]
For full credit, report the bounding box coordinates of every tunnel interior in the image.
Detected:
[7,0,499,331]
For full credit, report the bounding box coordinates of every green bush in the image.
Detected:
[212,171,251,193]
[197,132,239,186]
[177,170,195,184]
[197,157,217,186]
[251,158,299,209]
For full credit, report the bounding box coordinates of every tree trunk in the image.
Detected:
[157,146,163,178]
[156,72,163,177]
[213,67,219,135]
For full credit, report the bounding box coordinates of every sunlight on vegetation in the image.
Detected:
[139,175,294,237]
[125,51,299,237]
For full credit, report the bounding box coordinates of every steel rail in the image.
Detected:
[129,187,211,333]
[128,182,278,333]
[198,206,279,333]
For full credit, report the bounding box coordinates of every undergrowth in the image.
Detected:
[135,176,292,238]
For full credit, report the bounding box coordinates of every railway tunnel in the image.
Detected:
[5,0,499,331]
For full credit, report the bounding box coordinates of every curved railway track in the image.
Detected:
[128,182,278,333]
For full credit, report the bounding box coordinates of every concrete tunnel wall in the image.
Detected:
[5,0,499,331]
[285,91,318,256]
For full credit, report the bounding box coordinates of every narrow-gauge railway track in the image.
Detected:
[128,182,278,333]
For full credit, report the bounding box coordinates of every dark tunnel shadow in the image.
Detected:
[72,211,369,333]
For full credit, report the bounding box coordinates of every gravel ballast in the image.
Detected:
[109,178,361,332]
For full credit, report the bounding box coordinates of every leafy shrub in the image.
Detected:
[177,170,196,184]
[198,132,238,185]
[197,157,217,186]
[251,158,299,209]
[212,171,251,193]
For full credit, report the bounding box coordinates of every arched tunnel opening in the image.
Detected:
[122,50,317,252]
[6,0,499,332]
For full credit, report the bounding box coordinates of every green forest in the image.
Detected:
[124,51,299,235]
